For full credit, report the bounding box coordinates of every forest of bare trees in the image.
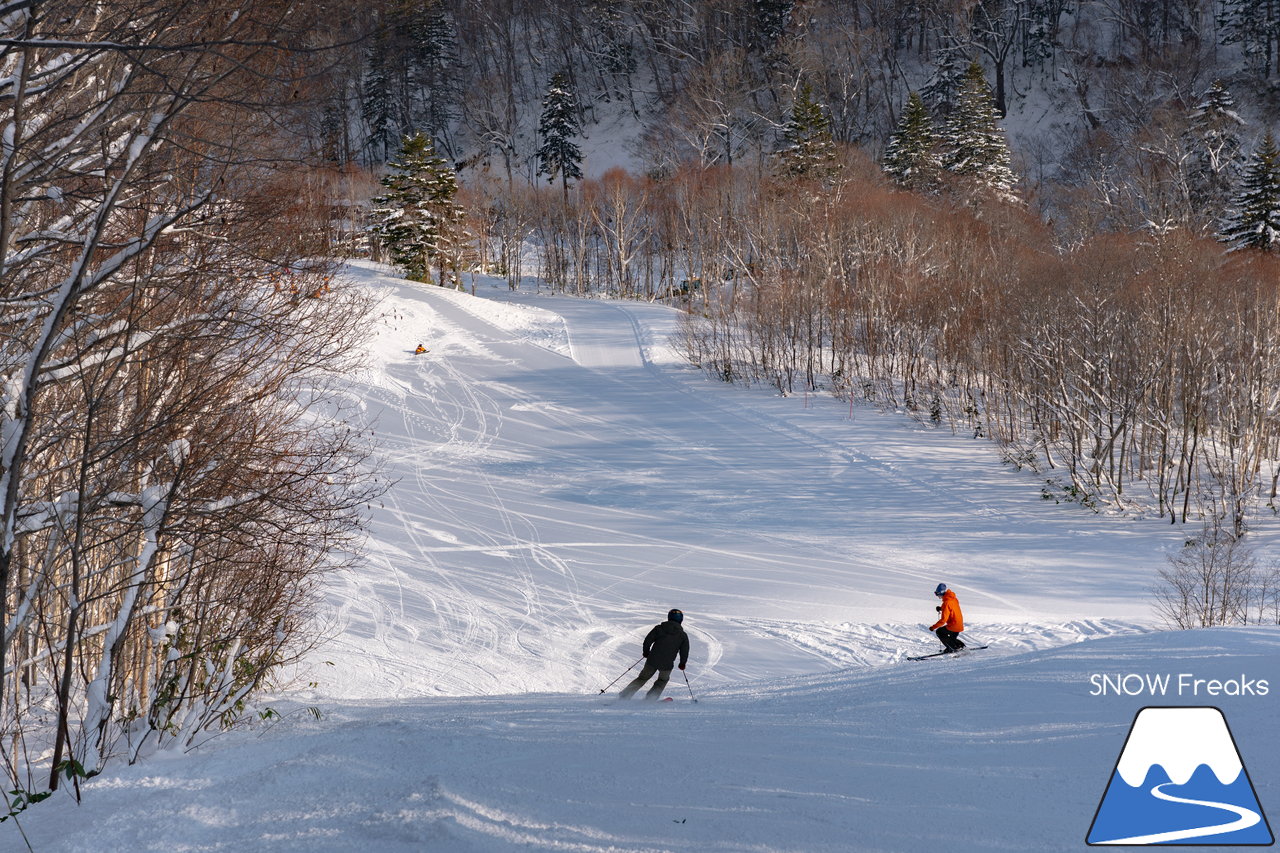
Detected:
[0,0,379,801]
[450,148,1280,549]
[685,175,1280,538]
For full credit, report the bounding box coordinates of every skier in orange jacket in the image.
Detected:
[928,583,966,653]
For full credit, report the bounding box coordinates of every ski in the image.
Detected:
[906,645,988,661]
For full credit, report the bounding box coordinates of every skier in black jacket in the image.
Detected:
[620,609,690,700]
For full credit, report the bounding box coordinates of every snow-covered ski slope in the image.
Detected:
[12,262,1280,852]
[317,261,1195,699]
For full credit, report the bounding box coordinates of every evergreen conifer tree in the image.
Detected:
[883,91,940,192]
[940,61,1018,200]
[536,73,584,202]
[406,0,459,152]
[778,82,838,178]
[588,1,636,92]
[753,0,795,58]
[1221,130,1280,252]
[1022,4,1060,65]
[1217,0,1280,80]
[921,48,965,119]
[320,101,347,165]
[362,37,394,162]
[1186,81,1246,220]
[369,133,468,285]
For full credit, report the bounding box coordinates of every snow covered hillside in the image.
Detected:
[309,262,1203,700]
[8,263,1278,851]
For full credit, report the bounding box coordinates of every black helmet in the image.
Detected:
[667,608,684,623]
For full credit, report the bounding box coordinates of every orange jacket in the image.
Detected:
[930,589,964,632]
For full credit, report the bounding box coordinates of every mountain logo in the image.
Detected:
[1087,706,1274,846]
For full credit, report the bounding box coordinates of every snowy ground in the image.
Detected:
[305,262,1198,699]
[9,262,1278,851]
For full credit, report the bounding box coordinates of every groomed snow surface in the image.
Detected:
[10,262,1278,851]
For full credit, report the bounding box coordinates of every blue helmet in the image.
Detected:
[934,583,948,597]
[667,608,684,623]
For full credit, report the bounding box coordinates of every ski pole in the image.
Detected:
[682,669,698,703]
[598,657,644,694]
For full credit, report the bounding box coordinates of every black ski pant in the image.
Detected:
[936,627,966,651]
[620,663,671,699]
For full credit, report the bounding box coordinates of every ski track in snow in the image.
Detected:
[296,264,1193,701]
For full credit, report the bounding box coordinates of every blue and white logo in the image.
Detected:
[1087,706,1273,846]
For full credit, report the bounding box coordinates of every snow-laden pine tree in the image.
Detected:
[1218,0,1280,80]
[940,61,1018,200]
[362,36,394,162]
[921,47,966,119]
[778,82,838,178]
[406,0,459,154]
[320,100,347,164]
[370,133,468,285]
[753,0,794,58]
[587,0,636,92]
[1186,81,1246,222]
[1220,130,1280,252]
[883,91,939,192]
[536,72,584,202]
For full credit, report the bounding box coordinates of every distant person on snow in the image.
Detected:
[929,583,966,653]
[414,344,427,354]
[620,609,689,700]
